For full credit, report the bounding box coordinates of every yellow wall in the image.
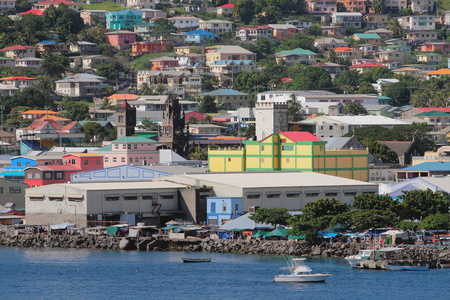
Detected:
[208,147,245,172]
[297,157,312,169]
[297,145,311,155]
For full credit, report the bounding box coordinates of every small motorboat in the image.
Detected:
[273,258,330,283]
[182,257,211,263]
[387,262,429,271]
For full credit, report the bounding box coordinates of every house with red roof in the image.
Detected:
[24,153,104,187]
[18,9,44,16]
[0,76,38,89]
[217,3,234,15]
[236,26,273,41]
[348,62,387,74]
[334,47,362,60]
[21,110,58,120]
[33,0,78,11]
[0,45,35,59]
[185,111,205,122]
[20,119,84,144]
[208,131,369,181]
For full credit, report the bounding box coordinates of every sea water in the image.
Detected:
[1,246,448,300]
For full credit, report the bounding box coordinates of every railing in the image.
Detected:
[412,156,450,161]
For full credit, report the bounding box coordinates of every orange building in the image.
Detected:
[130,41,172,57]
[268,24,299,40]
[149,56,178,71]
[337,0,367,14]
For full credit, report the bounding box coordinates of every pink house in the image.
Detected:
[106,31,137,50]
[94,136,160,167]
[305,0,337,14]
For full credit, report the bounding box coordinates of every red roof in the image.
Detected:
[185,111,205,121]
[334,47,355,52]
[34,0,78,5]
[27,119,61,131]
[0,76,38,81]
[0,45,35,51]
[120,100,131,108]
[414,107,450,113]
[62,121,78,130]
[279,132,322,142]
[29,165,81,171]
[18,9,44,16]
[349,63,387,68]
[218,3,234,8]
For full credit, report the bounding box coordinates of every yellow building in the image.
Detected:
[208,132,369,181]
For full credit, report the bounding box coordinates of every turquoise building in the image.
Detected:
[106,10,143,30]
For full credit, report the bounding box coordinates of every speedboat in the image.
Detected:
[387,262,429,271]
[273,258,330,283]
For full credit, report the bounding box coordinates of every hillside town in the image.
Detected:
[1,0,450,248]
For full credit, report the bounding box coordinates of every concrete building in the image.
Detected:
[33,0,78,11]
[24,181,189,226]
[168,16,201,29]
[208,132,369,181]
[299,115,409,138]
[398,15,435,31]
[305,0,337,15]
[331,12,362,28]
[274,48,317,65]
[106,31,137,50]
[267,24,299,40]
[410,0,434,14]
[167,172,377,212]
[0,178,27,208]
[395,162,450,182]
[106,9,142,30]
[80,10,108,26]
[199,89,249,109]
[207,197,242,226]
[199,20,233,35]
[313,38,348,52]
[236,26,273,41]
[55,76,102,99]
[205,45,256,66]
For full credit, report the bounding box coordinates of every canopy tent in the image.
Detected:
[322,223,348,234]
[318,232,338,238]
[107,226,119,235]
[160,226,178,230]
[219,213,273,231]
[265,228,288,237]
[288,234,305,239]
[50,223,75,230]
[251,230,267,238]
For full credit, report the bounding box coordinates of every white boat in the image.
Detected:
[273,258,330,283]
[345,247,403,268]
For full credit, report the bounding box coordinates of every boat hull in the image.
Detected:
[182,258,211,263]
[273,274,330,283]
[387,264,428,271]
[344,257,360,268]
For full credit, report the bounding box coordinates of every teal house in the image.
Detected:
[106,10,143,30]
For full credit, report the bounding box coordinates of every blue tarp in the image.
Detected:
[0,171,25,177]
[318,232,338,238]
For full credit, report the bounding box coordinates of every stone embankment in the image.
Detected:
[2,230,450,266]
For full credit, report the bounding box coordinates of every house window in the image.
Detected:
[261,158,264,162]
[282,146,293,151]
[142,195,155,201]
[9,187,21,194]
[160,194,174,199]
[27,173,32,179]
[105,196,120,201]
[124,196,138,201]
[135,157,139,162]
[344,192,357,196]
[235,204,239,211]
[68,196,83,202]
[267,193,280,198]
[247,194,261,199]
[123,144,126,149]
[261,146,264,151]
[105,157,109,162]
[227,158,231,162]
[56,172,63,179]
[134,144,137,149]
[121,157,125,162]
[96,159,100,165]
[29,196,44,201]
[44,173,52,179]
[113,157,117,162]
[129,158,133,163]
[115,144,119,149]
[325,192,338,197]
[287,193,300,198]
[17,162,21,167]
[84,159,88,165]
[49,196,63,201]
[71,159,76,165]
[35,173,41,179]
[0,187,2,194]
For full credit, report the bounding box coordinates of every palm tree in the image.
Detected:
[388,19,404,38]
[325,49,339,64]
[156,83,166,95]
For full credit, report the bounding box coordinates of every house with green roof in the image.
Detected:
[274,48,317,65]
[0,56,15,68]
[199,89,250,109]
[351,33,381,45]
[94,136,159,167]
[412,110,450,130]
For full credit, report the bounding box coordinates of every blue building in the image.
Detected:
[184,29,218,43]
[0,155,64,183]
[106,10,143,30]
[207,197,242,226]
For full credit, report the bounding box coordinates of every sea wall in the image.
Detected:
[2,230,450,266]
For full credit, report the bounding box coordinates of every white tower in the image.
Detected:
[255,102,288,141]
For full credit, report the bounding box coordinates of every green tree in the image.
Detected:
[333,70,360,93]
[370,66,393,83]
[153,18,176,38]
[203,114,213,124]
[382,81,411,106]
[287,94,302,122]
[334,209,398,229]
[199,95,218,113]
[289,214,331,238]
[155,83,166,95]
[307,24,323,38]
[420,214,450,230]
[137,119,160,131]
[260,6,282,24]
[343,102,367,115]
[61,101,90,121]
[40,49,67,79]
[249,208,291,226]
[287,65,332,90]
[302,198,350,217]
[325,49,340,64]
[353,194,401,215]
[388,18,404,38]
[367,140,399,164]
[398,190,450,221]
[232,0,255,24]
[14,86,53,109]
[138,83,153,96]
[82,122,105,144]
[189,146,207,160]
[187,115,199,124]
[372,0,386,13]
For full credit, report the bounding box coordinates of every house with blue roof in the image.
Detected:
[199,89,250,109]
[184,29,218,43]
[36,40,68,53]
[395,161,450,182]
[106,10,143,30]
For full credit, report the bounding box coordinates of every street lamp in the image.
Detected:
[0,106,5,155]
[57,105,63,147]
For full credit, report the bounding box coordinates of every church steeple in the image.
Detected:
[116,99,136,139]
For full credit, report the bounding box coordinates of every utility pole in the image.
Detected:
[57,105,63,147]
[0,106,4,155]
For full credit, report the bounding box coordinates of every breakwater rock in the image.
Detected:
[0,232,122,250]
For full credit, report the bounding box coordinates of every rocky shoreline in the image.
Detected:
[2,231,450,267]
